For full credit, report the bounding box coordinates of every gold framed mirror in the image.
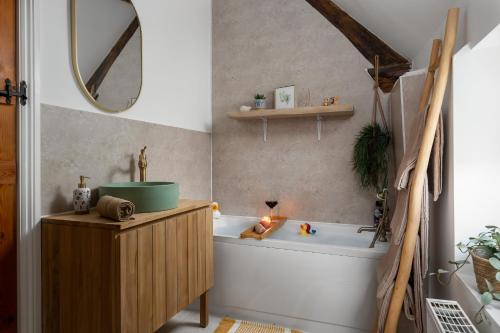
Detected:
[71,0,143,113]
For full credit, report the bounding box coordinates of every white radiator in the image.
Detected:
[426,298,479,333]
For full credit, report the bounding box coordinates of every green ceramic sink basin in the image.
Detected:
[99,182,179,213]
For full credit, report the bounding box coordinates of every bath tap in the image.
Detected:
[138,146,147,182]
[358,189,390,248]
[358,223,389,248]
[357,226,377,233]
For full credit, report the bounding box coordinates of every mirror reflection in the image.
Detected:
[72,0,142,112]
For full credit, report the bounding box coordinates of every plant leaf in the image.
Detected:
[485,225,498,229]
[495,252,500,259]
[496,272,500,282]
[494,293,500,300]
[489,257,500,270]
[480,292,493,305]
[485,279,494,292]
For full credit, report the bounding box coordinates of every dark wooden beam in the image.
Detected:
[368,62,412,93]
[86,16,139,98]
[305,0,407,66]
[305,0,411,91]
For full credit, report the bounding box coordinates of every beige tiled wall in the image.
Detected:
[41,104,212,215]
[212,0,378,224]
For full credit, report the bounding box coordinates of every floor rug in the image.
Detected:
[213,317,302,333]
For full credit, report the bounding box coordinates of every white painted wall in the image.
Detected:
[332,0,460,60]
[413,0,500,69]
[414,3,500,259]
[452,39,500,258]
[40,0,212,133]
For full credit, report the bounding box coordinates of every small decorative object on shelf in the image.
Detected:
[301,88,312,107]
[254,94,266,109]
[240,105,252,112]
[275,85,295,109]
[323,96,340,106]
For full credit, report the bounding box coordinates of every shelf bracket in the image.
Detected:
[262,117,268,142]
[316,115,322,141]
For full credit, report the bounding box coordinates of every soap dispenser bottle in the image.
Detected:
[73,176,91,215]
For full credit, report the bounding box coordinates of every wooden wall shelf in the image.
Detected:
[227,104,354,120]
[227,105,354,142]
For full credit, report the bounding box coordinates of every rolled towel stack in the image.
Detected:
[96,195,135,222]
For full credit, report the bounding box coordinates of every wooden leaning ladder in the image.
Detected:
[382,8,460,333]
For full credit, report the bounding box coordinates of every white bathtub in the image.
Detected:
[209,216,389,333]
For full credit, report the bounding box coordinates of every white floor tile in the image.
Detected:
[158,310,223,333]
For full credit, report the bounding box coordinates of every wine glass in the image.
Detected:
[265,201,278,220]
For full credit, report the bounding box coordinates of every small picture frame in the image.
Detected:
[274,85,295,109]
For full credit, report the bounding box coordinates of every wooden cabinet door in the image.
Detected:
[177,208,213,309]
[119,225,154,333]
[120,217,181,333]
[151,217,178,330]
[119,207,213,332]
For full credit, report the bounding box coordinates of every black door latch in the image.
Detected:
[0,78,28,106]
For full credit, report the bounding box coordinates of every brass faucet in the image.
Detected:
[357,226,378,233]
[358,189,390,248]
[138,146,147,182]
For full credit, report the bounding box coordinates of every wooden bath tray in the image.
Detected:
[240,216,287,240]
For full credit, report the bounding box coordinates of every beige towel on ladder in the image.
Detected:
[376,106,443,333]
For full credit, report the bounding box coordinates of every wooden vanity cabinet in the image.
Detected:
[42,200,214,333]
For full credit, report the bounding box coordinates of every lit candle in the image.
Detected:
[260,216,272,229]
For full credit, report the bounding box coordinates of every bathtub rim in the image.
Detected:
[214,215,389,259]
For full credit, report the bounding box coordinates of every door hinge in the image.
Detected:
[0,78,28,106]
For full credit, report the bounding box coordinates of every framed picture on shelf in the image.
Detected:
[275,85,295,109]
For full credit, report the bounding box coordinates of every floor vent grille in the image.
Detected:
[426,298,478,333]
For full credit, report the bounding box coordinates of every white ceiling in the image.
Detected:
[331,0,461,60]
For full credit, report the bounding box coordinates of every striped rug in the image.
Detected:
[213,317,302,333]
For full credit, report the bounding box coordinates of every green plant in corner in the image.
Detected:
[254,94,266,100]
[352,123,391,192]
[430,225,500,323]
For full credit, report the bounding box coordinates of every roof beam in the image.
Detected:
[305,0,411,92]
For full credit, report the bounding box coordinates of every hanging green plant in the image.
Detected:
[352,55,391,193]
[352,123,391,192]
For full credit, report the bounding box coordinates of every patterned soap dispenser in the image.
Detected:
[73,176,91,215]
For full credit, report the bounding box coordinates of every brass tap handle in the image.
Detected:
[138,146,147,182]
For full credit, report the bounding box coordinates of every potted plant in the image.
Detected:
[431,225,500,322]
[254,93,266,109]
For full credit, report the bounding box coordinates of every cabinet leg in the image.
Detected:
[200,292,209,328]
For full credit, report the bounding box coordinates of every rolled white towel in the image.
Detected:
[254,223,267,234]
